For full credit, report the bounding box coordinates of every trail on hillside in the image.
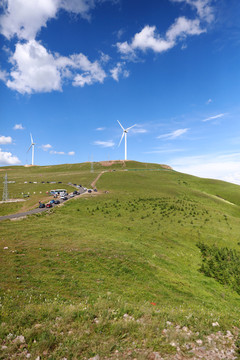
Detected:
[91,171,107,188]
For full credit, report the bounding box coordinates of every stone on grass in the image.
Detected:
[13,335,25,343]
[88,355,100,360]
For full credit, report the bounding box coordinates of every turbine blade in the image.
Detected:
[126,124,136,132]
[118,132,124,147]
[30,133,33,144]
[27,144,32,153]
[117,120,125,131]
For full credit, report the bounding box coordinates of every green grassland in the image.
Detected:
[0,161,240,359]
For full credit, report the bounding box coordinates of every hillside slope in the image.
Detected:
[0,162,240,359]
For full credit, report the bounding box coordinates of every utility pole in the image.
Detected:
[91,154,94,173]
[2,173,8,201]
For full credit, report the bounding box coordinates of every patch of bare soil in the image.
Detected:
[99,160,125,167]
[160,164,173,170]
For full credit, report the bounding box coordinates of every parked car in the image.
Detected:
[50,200,55,204]
[54,200,60,204]
[60,196,68,200]
[70,193,75,197]
[94,189,97,192]
[39,203,45,208]
[58,181,62,184]
[76,192,80,195]
[88,189,92,193]
[46,203,52,208]
[73,190,78,194]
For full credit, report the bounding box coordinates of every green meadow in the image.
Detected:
[0,161,240,359]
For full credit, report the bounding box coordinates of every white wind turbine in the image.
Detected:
[27,133,35,165]
[117,120,136,161]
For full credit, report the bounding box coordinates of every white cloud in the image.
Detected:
[0,0,112,41]
[202,113,225,122]
[158,128,189,139]
[50,150,65,155]
[94,140,115,147]
[68,151,75,156]
[117,17,205,58]
[7,40,62,94]
[206,98,212,104]
[171,153,240,185]
[0,148,20,165]
[0,135,12,144]
[13,123,24,130]
[0,68,8,82]
[170,0,214,23]
[71,53,106,87]
[110,62,129,81]
[5,40,106,94]
[131,127,148,134]
[96,127,105,131]
[41,144,52,151]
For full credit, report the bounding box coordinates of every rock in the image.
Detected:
[88,355,100,360]
[13,335,25,343]
[166,321,172,326]
[35,357,40,360]
[1,345,7,350]
[196,339,203,346]
[3,247,8,250]
[149,352,164,360]
[212,322,220,327]
[26,354,31,358]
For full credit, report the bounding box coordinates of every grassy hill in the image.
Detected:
[0,161,240,359]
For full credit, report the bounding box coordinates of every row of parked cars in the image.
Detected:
[39,199,60,208]
[39,190,82,208]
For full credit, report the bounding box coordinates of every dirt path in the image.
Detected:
[91,171,107,188]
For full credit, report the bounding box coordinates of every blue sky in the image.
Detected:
[1,0,240,183]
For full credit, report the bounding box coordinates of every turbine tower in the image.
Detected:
[27,133,35,166]
[117,120,136,161]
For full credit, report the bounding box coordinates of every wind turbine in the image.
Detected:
[27,133,35,166]
[117,120,136,161]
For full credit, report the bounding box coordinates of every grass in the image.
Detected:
[0,161,240,359]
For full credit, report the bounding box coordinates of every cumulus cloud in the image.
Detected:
[68,151,75,155]
[7,40,62,94]
[0,135,12,144]
[0,68,8,82]
[117,17,205,58]
[170,0,214,23]
[158,128,189,139]
[13,123,24,130]
[41,144,52,151]
[5,40,106,94]
[0,0,114,41]
[202,113,225,122]
[94,140,115,147]
[50,150,65,155]
[110,62,129,81]
[0,148,20,165]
